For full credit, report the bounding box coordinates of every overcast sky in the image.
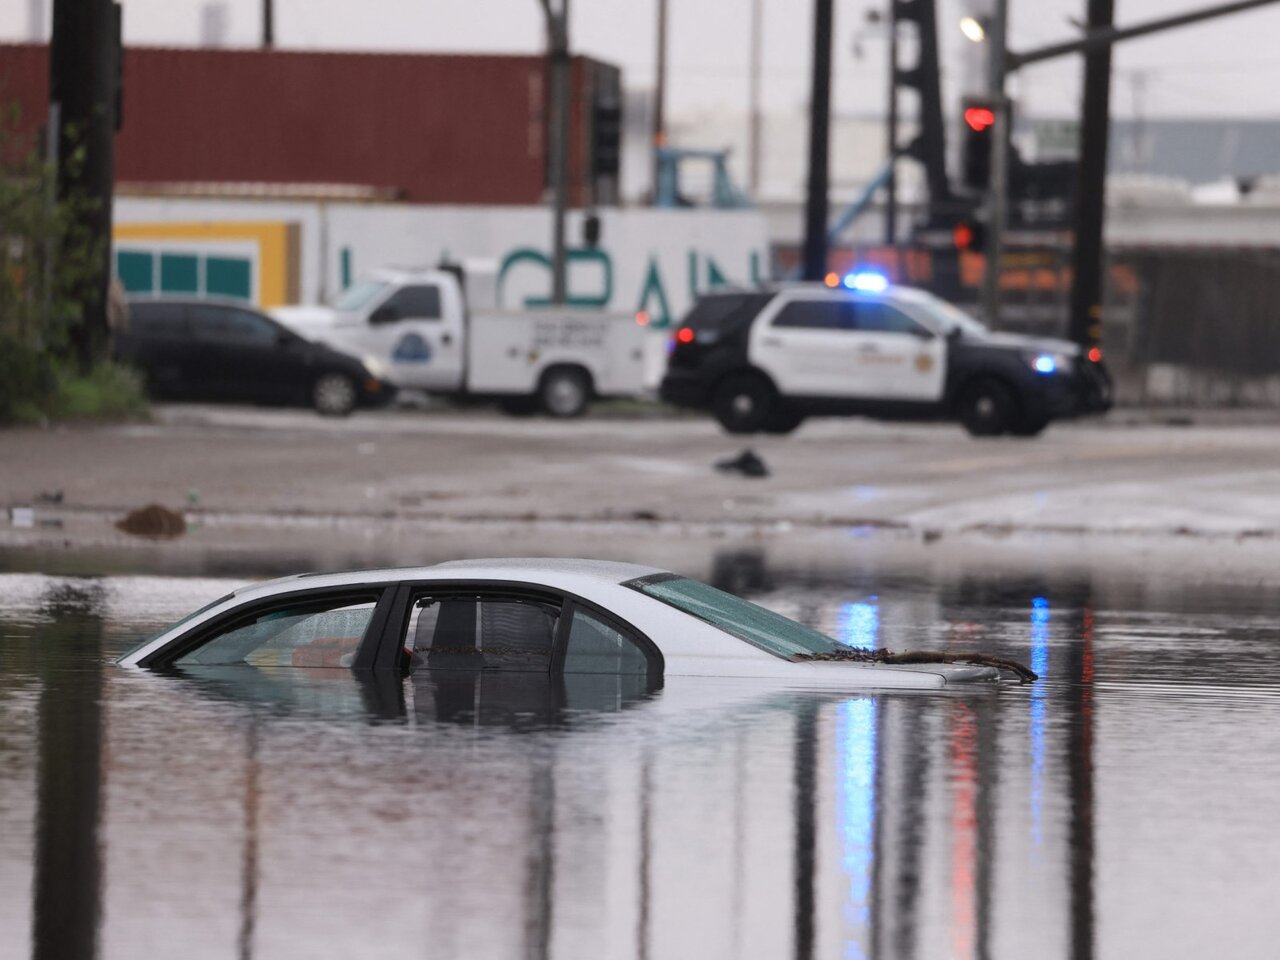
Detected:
[5,0,1280,121]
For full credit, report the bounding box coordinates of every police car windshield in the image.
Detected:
[923,296,988,337]
[332,280,389,312]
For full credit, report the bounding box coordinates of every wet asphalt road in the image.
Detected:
[2,404,1280,544]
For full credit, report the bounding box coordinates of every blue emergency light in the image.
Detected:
[842,271,889,293]
[1033,354,1057,374]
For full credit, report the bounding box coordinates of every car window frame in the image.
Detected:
[137,585,399,670]
[850,297,933,337]
[767,296,859,332]
[379,579,663,680]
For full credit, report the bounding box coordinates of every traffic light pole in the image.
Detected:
[539,0,570,305]
[49,0,117,371]
[979,0,1008,328]
[801,0,834,282]
[1067,0,1114,349]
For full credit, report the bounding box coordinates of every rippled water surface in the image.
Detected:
[3,559,1279,959]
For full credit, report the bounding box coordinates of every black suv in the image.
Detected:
[660,283,1112,437]
[116,298,394,416]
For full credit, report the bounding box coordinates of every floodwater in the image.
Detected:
[2,553,1279,960]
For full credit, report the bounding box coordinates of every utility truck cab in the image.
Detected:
[274,264,648,417]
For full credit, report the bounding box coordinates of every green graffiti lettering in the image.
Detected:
[497,247,613,309]
[637,256,672,327]
[705,256,727,288]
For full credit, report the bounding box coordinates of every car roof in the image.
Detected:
[232,558,668,602]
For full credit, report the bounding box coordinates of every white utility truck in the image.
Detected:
[273,265,649,416]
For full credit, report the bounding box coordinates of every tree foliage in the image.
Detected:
[0,103,141,423]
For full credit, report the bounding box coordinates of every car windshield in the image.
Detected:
[920,294,989,338]
[331,280,389,312]
[118,591,236,659]
[626,575,854,660]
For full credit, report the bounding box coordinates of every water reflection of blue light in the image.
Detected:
[838,601,880,651]
[836,699,877,960]
[1030,596,1050,849]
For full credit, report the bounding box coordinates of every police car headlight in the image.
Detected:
[361,354,389,379]
[1025,351,1073,375]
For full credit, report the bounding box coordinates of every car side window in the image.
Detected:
[563,607,651,675]
[175,596,379,669]
[771,300,858,331]
[189,305,279,346]
[378,285,441,323]
[406,594,561,672]
[854,301,930,336]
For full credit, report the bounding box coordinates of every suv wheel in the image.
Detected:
[763,406,805,435]
[958,379,1016,436]
[313,373,357,417]
[713,374,775,434]
[540,368,590,417]
[1009,413,1050,437]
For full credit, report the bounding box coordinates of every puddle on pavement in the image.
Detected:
[2,552,1279,959]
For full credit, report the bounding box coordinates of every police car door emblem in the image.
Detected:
[915,353,934,372]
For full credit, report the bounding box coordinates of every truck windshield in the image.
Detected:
[624,574,853,660]
[331,280,389,312]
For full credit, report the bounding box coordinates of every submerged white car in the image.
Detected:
[119,559,1034,689]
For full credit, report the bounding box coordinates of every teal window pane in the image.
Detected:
[160,254,199,294]
[115,251,154,293]
[205,257,252,300]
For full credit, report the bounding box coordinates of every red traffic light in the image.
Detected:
[953,223,974,249]
[964,106,996,132]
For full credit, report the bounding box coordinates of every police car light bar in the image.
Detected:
[842,271,889,293]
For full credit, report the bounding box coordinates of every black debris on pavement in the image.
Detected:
[714,449,770,479]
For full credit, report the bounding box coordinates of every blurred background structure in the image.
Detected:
[4,0,1280,403]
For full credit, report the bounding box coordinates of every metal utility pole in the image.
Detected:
[801,0,834,282]
[262,0,274,47]
[980,0,1009,327]
[28,0,44,40]
[1067,0,1115,349]
[49,0,118,371]
[653,0,669,199]
[748,0,763,197]
[883,3,899,246]
[540,0,571,305]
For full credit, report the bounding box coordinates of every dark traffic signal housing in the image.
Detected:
[590,96,622,178]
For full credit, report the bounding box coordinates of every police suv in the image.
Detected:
[659,273,1112,437]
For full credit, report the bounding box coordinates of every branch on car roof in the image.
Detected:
[792,647,1039,684]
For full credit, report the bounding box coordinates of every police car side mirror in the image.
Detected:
[946,326,963,342]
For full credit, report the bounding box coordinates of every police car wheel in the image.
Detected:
[763,407,805,435]
[959,379,1017,436]
[540,368,590,417]
[1010,413,1050,437]
[313,373,357,417]
[713,374,774,434]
